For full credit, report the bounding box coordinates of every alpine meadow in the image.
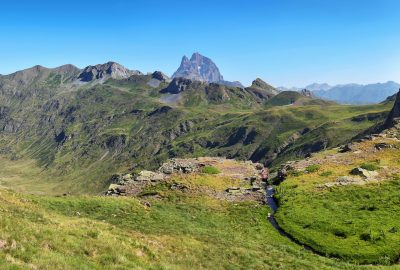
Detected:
[1,1,400,269]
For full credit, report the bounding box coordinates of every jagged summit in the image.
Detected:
[77,62,142,82]
[172,52,224,83]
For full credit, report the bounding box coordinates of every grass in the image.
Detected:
[0,181,381,269]
[305,164,320,173]
[201,166,221,174]
[360,162,381,171]
[275,139,400,265]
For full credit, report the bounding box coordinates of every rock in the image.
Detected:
[0,240,7,249]
[159,159,199,174]
[384,89,400,128]
[151,71,170,82]
[374,142,393,150]
[143,201,152,208]
[160,77,199,94]
[170,183,188,191]
[300,89,314,98]
[136,171,164,182]
[339,144,353,153]
[350,168,379,179]
[226,187,240,193]
[337,176,360,184]
[147,71,171,88]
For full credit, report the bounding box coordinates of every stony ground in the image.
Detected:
[107,157,268,203]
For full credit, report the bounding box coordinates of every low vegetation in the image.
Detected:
[0,173,383,270]
[275,135,400,265]
[201,165,220,174]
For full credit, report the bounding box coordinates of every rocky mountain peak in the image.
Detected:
[251,78,273,90]
[300,89,314,98]
[384,88,400,128]
[172,53,224,83]
[77,62,142,82]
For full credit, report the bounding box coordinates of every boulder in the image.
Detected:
[339,144,353,153]
[374,143,393,150]
[350,168,379,179]
[159,159,199,174]
[135,171,164,182]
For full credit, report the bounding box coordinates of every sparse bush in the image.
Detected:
[319,171,333,177]
[202,166,220,174]
[305,164,320,173]
[360,162,380,171]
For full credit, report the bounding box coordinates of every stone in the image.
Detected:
[339,144,353,153]
[135,171,164,182]
[159,159,199,174]
[374,142,393,150]
[350,168,379,179]
[0,240,7,249]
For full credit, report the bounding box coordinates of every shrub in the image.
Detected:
[202,166,220,174]
[360,162,380,171]
[319,171,333,177]
[305,164,320,173]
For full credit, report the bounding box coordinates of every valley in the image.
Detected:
[0,53,399,269]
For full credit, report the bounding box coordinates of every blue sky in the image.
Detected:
[1,0,399,87]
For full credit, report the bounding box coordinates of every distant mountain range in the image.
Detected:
[279,82,400,104]
[2,52,398,105]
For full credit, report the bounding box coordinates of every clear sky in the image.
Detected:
[1,0,399,87]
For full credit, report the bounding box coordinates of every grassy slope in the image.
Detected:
[0,174,398,270]
[0,71,393,196]
[275,139,400,265]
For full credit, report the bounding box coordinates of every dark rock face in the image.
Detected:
[0,106,10,120]
[300,89,314,98]
[160,78,200,94]
[384,89,400,128]
[151,71,170,82]
[148,106,173,117]
[77,62,142,82]
[172,53,223,83]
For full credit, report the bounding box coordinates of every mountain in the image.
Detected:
[172,53,223,82]
[305,83,332,92]
[245,78,279,100]
[172,52,244,88]
[0,61,393,195]
[77,62,142,83]
[279,81,400,104]
[313,81,400,104]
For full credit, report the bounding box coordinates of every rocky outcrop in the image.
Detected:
[147,71,171,88]
[158,159,199,174]
[300,89,314,98]
[384,89,400,128]
[160,78,202,94]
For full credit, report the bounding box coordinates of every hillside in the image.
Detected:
[273,93,400,264]
[0,158,398,269]
[0,62,394,195]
